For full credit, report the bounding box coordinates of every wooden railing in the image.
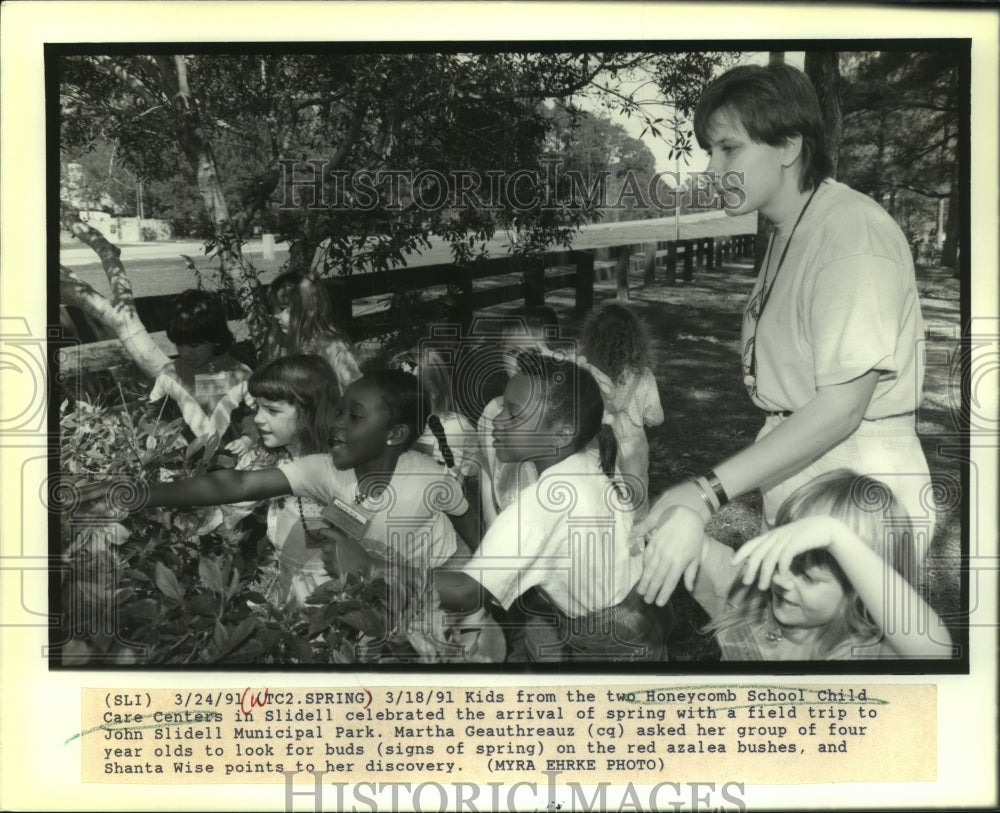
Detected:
[61,233,757,364]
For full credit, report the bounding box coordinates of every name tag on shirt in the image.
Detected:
[321,497,373,542]
[194,372,229,398]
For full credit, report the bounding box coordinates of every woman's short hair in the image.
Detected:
[694,63,833,192]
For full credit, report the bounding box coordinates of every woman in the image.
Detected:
[635,63,934,608]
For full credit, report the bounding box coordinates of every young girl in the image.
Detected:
[473,306,561,529]
[263,271,362,394]
[87,371,480,584]
[694,469,953,660]
[220,354,341,606]
[225,271,362,457]
[436,357,666,663]
[580,302,664,518]
[392,346,479,488]
[150,289,253,436]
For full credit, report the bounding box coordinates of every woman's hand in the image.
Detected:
[731,516,857,590]
[632,480,713,606]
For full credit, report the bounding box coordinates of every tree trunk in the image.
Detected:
[59,212,171,378]
[153,55,269,344]
[804,51,842,177]
[941,159,960,273]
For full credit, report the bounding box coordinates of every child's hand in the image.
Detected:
[732,516,854,591]
[225,436,255,457]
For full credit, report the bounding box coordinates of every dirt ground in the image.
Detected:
[540,256,964,657]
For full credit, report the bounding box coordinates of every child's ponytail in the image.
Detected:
[426,414,456,469]
[596,422,618,483]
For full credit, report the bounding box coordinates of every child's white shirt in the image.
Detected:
[598,367,663,430]
[278,450,467,571]
[464,447,641,618]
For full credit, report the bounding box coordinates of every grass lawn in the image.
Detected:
[540,256,964,659]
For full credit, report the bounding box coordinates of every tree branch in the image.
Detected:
[60,203,135,309]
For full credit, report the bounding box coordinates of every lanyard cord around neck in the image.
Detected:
[759,185,820,318]
[746,185,820,393]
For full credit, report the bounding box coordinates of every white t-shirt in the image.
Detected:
[464,448,642,618]
[590,365,663,512]
[742,179,924,416]
[278,450,468,570]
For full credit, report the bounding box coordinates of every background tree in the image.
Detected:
[59,50,733,372]
[805,51,842,177]
[838,49,962,269]
[542,102,660,223]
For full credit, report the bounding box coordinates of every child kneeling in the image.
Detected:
[436,357,667,662]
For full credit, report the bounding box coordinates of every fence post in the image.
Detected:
[705,237,715,270]
[574,251,594,318]
[522,256,546,307]
[643,242,657,287]
[616,245,630,301]
[326,278,353,326]
[453,266,473,333]
[666,242,677,286]
[682,240,694,282]
[261,233,276,261]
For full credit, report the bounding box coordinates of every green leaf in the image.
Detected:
[198,557,224,595]
[286,634,314,664]
[212,619,229,651]
[154,562,185,602]
[188,593,219,617]
[225,617,256,653]
[184,434,208,462]
[226,566,241,601]
[340,607,386,639]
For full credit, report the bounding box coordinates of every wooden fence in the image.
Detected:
[61,233,756,368]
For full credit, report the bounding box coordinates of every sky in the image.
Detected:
[579,51,805,176]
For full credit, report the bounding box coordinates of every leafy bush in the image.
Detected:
[58,394,496,665]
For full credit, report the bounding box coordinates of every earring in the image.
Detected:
[386,439,393,446]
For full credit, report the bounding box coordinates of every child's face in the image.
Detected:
[253,397,299,450]
[275,306,291,334]
[330,379,397,471]
[176,341,216,368]
[703,109,788,219]
[769,563,848,630]
[492,373,562,463]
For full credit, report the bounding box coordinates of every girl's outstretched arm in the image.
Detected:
[78,468,293,513]
[733,516,953,659]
